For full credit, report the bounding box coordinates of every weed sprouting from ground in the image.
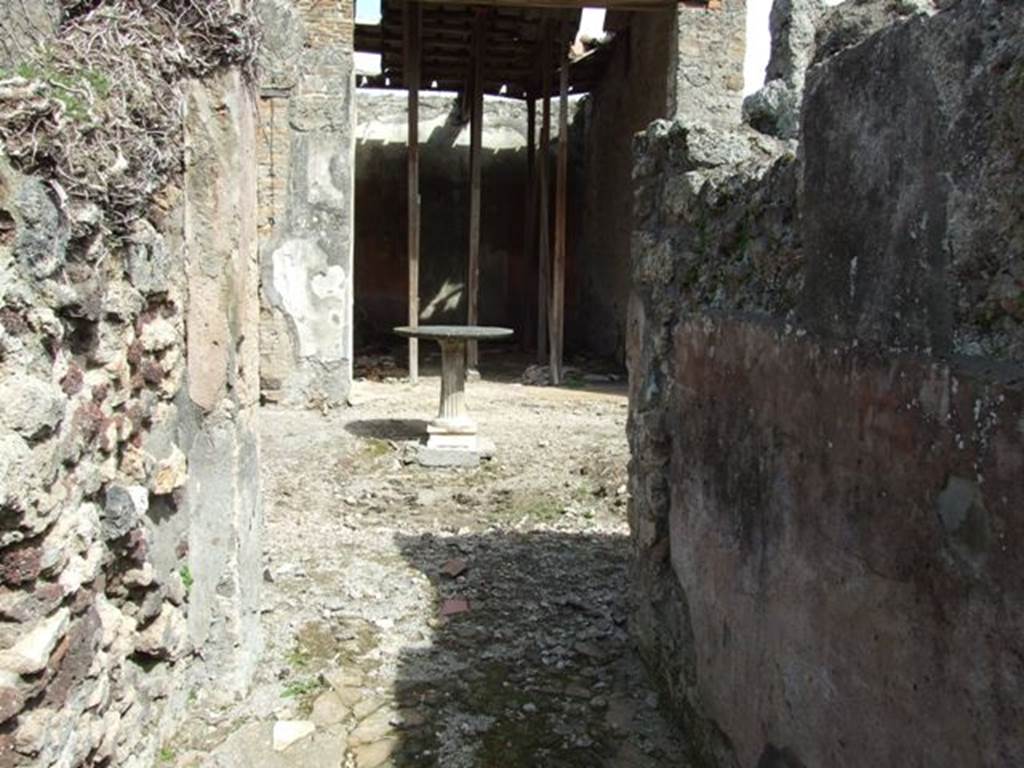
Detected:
[281,678,322,699]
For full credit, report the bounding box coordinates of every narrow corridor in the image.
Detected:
[167,373,685,767]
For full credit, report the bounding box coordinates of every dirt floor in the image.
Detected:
[164,357,687,767]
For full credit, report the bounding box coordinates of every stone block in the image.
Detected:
[0,542,43,587]
[134,605,189,661]
[102,484,148,541]
[125,220,175,296]
[149,445,187,495]
[310,690,349,726]
[138,317,179,352]
[0,686,23,724]
[0,608,69,675]
[0,434,31,508]
[273,719,315,751]
[12,176,67,280]
[0,374,66,439]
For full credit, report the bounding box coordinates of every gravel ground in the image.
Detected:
[163,366,687,768]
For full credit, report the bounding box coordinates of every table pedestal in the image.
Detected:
[427,340,478,451]
[392,324,512,467]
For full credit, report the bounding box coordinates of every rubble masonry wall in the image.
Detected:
[575,1,746,363]
[628,2,1024,765]
[0,5,262,765]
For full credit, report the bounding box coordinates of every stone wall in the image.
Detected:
[0,0,60,70]
[256,0,355,407]
[572,2,747,363]
[572,11,675,362]
[673,0,747,127]
[744,0,940,139]
[0,153,196,768]
[181,71,263,697]
[354,91,529,348]
[0,6,262,766]
[629,2,1024,766]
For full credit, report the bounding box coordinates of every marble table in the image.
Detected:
[394,324,513,465]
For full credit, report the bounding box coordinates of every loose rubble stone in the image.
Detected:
[149,445,187,495]
[439,597,470,617]
[12,176,67,280]
[352,738,397,768]
[351,696,386,721]
[0,685,24,723]
[348,706,396,746]
[126,220,174,295]
[165,570,187,606]
[0,434,32,507]
[324,668,365,690]
[138,317,178,352]
[272,719,316,751]
[439,558,467,578]
[122,562,154,588]
[311,690,350,726]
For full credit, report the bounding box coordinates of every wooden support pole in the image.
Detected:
[405,1,422,384]
[550,45,568,385]
[523,96,536,351]
[536,22,552,363]
[467,8,485,371]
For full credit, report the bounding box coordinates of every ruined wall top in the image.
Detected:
[673,0,748,127]
[745,0,940,138]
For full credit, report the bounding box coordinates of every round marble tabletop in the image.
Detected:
[393,325,514,341]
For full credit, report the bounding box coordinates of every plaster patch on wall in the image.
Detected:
[307,141,350,209]
[271,238,348,361]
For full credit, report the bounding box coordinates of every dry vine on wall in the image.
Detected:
[0,0,259,230]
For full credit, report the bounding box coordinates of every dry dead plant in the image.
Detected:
[0,0,258,230]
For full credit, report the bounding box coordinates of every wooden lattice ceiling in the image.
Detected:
[354,0,712,99]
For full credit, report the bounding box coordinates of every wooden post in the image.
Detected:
[405,1,421,384]
[550,44,568,384]
[536,22,552,363]
[467,9,485,371]
[523,96,536,351]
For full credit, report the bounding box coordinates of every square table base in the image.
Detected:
[417,435,495,468]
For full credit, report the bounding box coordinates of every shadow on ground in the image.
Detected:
[375,530,686,767]
[345,419,430,441]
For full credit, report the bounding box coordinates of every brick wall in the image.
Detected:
[256,96,290,243]
[296,0,354,49]
[255,0,356,407]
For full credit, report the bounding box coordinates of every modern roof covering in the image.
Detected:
[354,0,711,99]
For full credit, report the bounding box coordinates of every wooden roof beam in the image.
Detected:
[411,0,710,9]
